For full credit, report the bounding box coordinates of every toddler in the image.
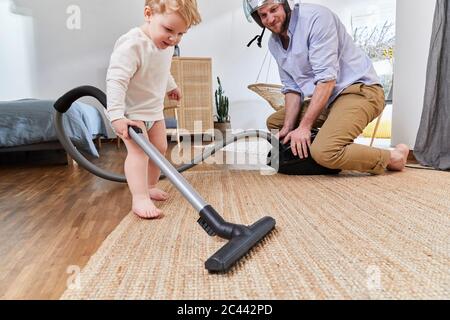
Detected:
[106,0,202,218]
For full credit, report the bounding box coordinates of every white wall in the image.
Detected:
[0,0,33,100]
[3,0,144,99]
[392,0,436,148]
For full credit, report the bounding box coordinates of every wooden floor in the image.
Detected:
[0,139,417,299]
[0,141,225,300]
[0,143,121,299]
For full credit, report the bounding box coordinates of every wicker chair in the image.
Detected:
[248,83,329,125]
[247,83,383,147]
[247,83,286,111]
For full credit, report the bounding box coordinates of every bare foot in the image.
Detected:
[387,144,409,171]
[132,195,163,219]
[149,188,169,201]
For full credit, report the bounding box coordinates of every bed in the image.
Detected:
[0,99,108,165]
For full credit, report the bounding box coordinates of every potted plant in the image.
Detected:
[214,77,231,136]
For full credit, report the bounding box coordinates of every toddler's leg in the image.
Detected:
[147,120,169,201]
[122,122,162,219]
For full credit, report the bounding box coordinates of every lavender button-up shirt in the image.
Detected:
[268,3,381,108]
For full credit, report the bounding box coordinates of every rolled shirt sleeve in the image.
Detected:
[279,65,304,99]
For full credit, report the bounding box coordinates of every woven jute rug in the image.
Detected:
[61,169,450,300]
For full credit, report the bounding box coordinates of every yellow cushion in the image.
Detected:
[362,119,392,139]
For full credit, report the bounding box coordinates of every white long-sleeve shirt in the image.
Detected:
[106,27,177,123]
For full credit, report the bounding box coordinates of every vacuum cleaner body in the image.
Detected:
[267,129,341,176]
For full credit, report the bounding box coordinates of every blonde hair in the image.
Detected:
[145,0,202,27]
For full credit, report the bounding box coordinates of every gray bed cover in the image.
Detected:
[0,99,107,157]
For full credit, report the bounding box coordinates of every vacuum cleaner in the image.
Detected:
[267,129,341,176]
[53,85,338,273]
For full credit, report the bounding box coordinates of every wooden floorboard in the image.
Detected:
[0,143,132,299]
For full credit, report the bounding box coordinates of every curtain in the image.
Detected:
[414,0,450,170]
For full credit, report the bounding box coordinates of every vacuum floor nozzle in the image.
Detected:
[205,216,276,272]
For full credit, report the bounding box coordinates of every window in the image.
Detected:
[310,0,396,97]
[308,0,396,147]
[350,0,396,98]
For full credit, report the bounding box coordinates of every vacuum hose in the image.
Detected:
[54,85,277,272]
[54,85,280,183]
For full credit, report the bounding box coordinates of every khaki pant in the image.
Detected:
[267,83,391,175]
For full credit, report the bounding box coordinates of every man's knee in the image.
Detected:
[266,115,276,130]
[266,113,283,131]
[310,143,342,169]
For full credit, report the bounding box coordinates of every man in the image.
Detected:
[245,0,409,174]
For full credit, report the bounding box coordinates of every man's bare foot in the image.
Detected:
[149,188,169,201]
[387,144,409,171]
[132,195,163,219]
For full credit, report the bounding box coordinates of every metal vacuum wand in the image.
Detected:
[129,126,276,272]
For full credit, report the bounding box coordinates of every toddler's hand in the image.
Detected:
[167,88,182,101]
[112,118,141,140]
